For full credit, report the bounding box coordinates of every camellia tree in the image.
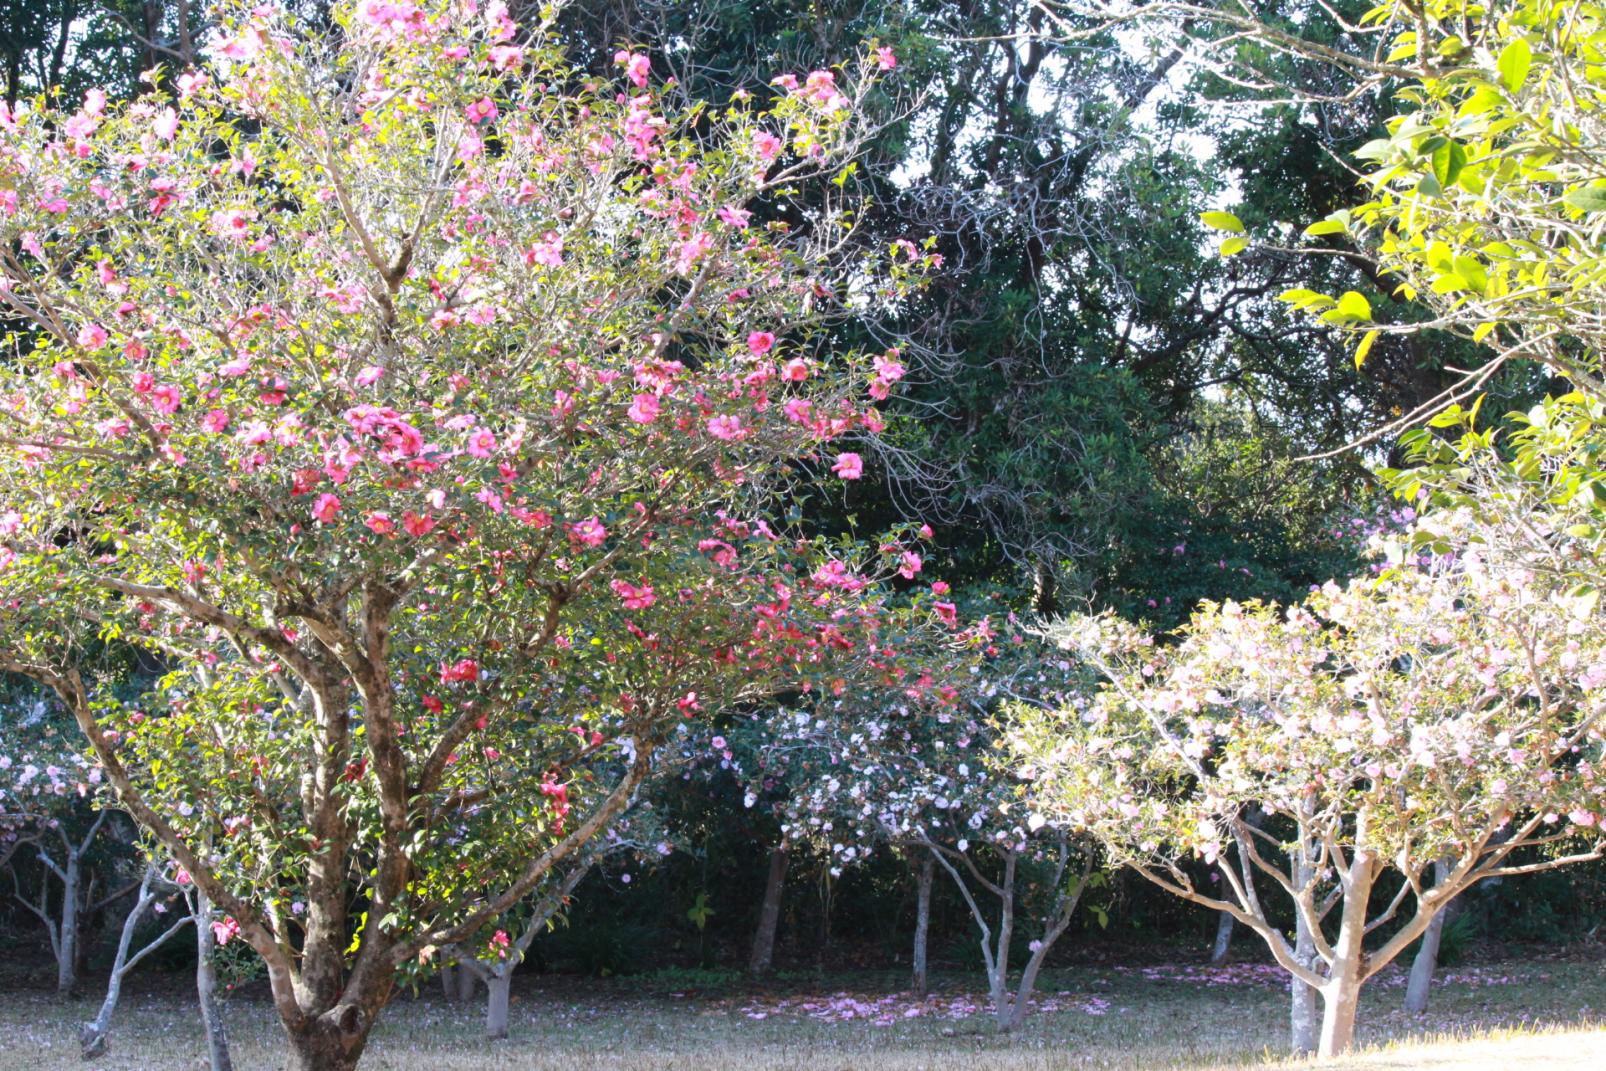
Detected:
[768,609,1096,1031]
[0,3,941,1067]
[1009,507,1606,1055]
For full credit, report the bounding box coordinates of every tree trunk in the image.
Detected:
[454,960,478,1002]
[911,849,933,998]
[1210,910,1235,965]
[748,844,789,976]
[1404,859,1456,1015]
[284,1017,369,1071]
[1318,851,1378,1058]
[1289,821,1320,1055]
[1318,973,1363,1059]
[194,890,234,1071]
[439,963,458,1001]
[485,971,512,1040]
[80,870,191,1058]
[57,852,81,998]
[989,851,1017,1032]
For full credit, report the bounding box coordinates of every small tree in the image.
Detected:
[2,703,130,997]
[78,862,193,1059]
[1011,533,1606,1056]
[769,611,1093,1031]
[0,4,930,1067]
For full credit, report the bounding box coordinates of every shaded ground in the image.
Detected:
[0,957,1597,1070]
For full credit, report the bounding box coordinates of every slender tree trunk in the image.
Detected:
[57,853,81,998]
[990,851,1017,1032]
[193,889,234,1071]
[1290,835,1320,1055]
[80,869,190,1058]
[485,971,512,1040]
[748,844,789,976]
[1210,910,1235,965]
[1318,852,1378,1058]
[439,963,458,1001]
[1404,859,1456,1015]
[911,849,934,998]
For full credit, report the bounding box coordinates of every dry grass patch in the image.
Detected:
[0,959,1597,1071]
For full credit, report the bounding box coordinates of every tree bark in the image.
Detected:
[1210,910,1235,966]
[283,1013,372,1071]
[1290,840,1320,1055]
[1404,858,1457,1015]
[439,963,459,1001]
[57,851,81,998]
[454,960,478,1002]
[748,843,789,976]
[193,888,234,1071]
[911,849,934,998]
[485,971,512,1040]
[1318,850,1378,1058]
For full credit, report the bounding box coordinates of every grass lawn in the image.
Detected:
[0,956,1598,1070]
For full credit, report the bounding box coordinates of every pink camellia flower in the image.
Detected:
[675,231,715,275]
[526,231,564,268]
[711,736,728,750]
[311,493,341,523]
[568,515,608,548]
[873,350,905,382]
[611,579,657,609]
[465,97,498,124]
[149,383,182,414]
[876,47,898,70]
[899,551,923,579]
[832,452,864,480]
[483,746,501,761]
[152,107,179,140]
[441,658,480,684]
[746,331,775,357]
[365,512,396,535]
[76,323,108,349]
[753,130,783,161]
[933,601,958,627]
[717,205,751,228]
[355,365,385,387]
[614,50,650,88]
[628,393,660,424]
[488,45,523,71]
[707,414,746,441]
[211,917,240,946]
[466,428,497,457]
[781,359,809,382]
[402,511,435,537]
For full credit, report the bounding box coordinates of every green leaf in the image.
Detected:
[1563,186,1606,212]
[1354,329,1379,369]
[1199,211,1244,233]
[1303,219,1347,237]
[1498,38,1532,92]
[1219,235,1248,257]
[1431,141,1467,187]
[1321,290,1374,324]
